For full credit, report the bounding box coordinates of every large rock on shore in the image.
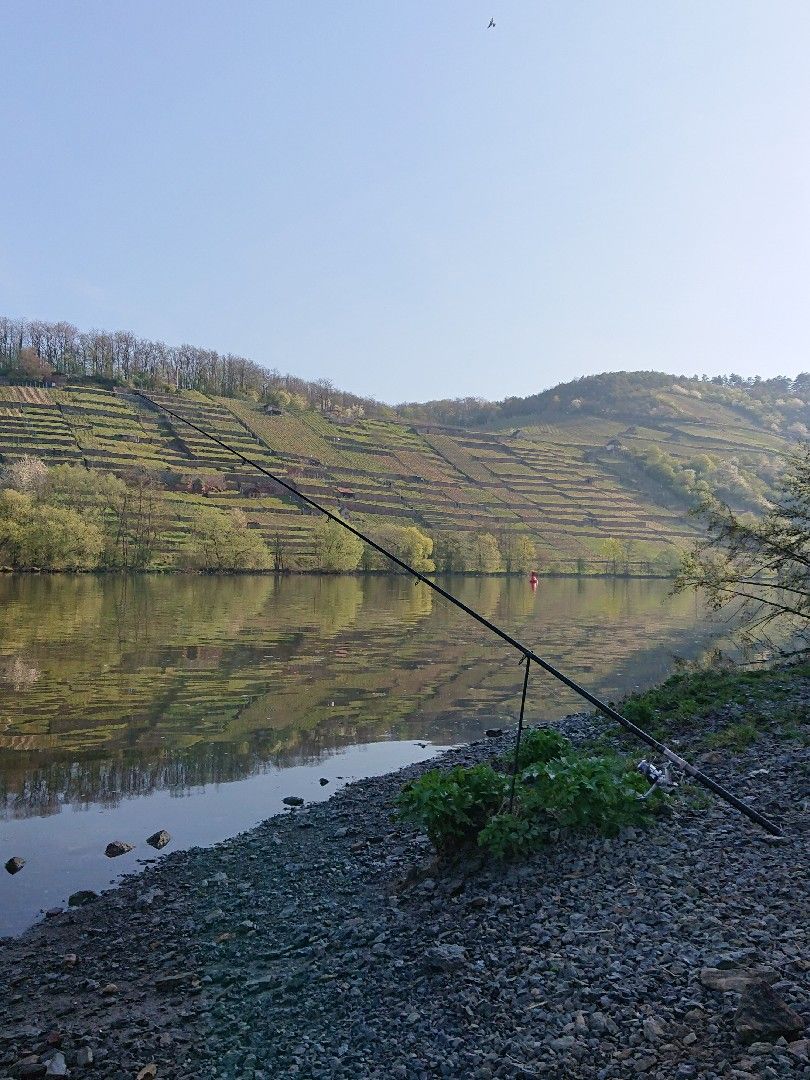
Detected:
[734,979,806,1043]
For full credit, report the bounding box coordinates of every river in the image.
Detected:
[0,573,721,934]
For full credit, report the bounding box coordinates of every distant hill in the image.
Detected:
[1,316,806,575]
[398,369,810,436]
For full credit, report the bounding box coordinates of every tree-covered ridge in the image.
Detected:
[0,315,390,419]
[398,369,810,435]
[3,316,807,438]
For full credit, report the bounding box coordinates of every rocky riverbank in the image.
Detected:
[1,683,807,1080]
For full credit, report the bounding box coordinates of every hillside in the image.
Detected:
[0,370,800,574]
[399,369,810,434]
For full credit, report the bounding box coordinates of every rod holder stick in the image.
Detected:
[508,657,531,814]
[142,393,783,837]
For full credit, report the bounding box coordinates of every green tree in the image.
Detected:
[46,464,166,569]
[652,545,681,577]
[501,532,535,574]
[471,532,501,573]
[620,538,638,574]
[263,388,292,410]
[362,524,435,573]
[184,507,270,570]
[433,533,468,573]
[0,490,105,569]
[601,538,622,575]
[272,532,287,572]
[111,469,167,569]
[313,516,364,572]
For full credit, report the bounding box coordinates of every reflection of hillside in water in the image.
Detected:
[0,574,716,817]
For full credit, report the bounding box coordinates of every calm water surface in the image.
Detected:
[1,574,718,934]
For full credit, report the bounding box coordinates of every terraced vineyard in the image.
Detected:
[0,385,83,464]
[0,379,795,572]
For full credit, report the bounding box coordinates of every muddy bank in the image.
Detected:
[0,698,807,1079]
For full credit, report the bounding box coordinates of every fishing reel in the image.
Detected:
[636,759,678,800]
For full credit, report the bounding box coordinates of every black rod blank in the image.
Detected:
[508,657,531,814]
[141,393,783,837]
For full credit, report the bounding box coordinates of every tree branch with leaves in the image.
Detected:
[675,443,809,658]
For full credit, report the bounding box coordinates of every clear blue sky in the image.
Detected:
[2,2,809,403]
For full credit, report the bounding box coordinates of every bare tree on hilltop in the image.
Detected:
[0,315,390,417]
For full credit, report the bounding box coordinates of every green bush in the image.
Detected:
[396,764,507,853]
[520,752,653,835]
[398,741,661,858]
[621,697,655,727]
[477,813,544,859]
[513,727,571,771]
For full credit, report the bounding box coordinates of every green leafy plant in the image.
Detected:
[396,764,507,853]
[398,741,662,857]
[621,697,655,727]
[477,813,544,859]
[520,751,654,835]
[512,727,571,770]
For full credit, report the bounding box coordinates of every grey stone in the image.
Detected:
[642,1017,665,1043]
[68,890,99,907]
[424,944,467,972]
[44,1053,67,1076]
[104,840,134,858]
[735,980,805,1044]
[16,1064,47,1079]
[549,1036,576,1051]
[699,967,777,992]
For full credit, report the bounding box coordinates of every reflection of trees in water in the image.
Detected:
[0,705,466,819]
[0,622,727,819]
[395,580,434,620]
[308,576,364,636]
[0,574,279,658]
[109,574,279,644]
[0,575,106,650]
[0,575,716,817]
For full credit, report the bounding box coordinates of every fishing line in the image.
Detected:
[140,392,783,837]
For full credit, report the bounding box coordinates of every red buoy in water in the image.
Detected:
[529,571,538,590]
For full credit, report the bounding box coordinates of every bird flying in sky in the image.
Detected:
[488,18,496,29]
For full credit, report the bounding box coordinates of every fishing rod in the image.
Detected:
[141,392,783,837]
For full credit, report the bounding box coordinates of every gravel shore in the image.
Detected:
[1,697,807,1080]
